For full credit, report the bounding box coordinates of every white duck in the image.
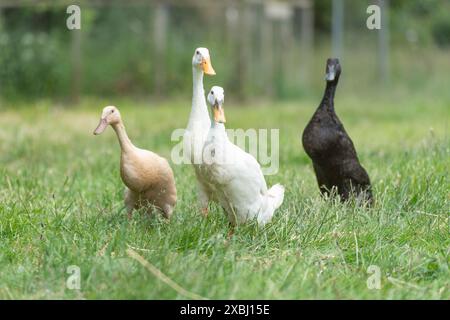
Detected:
[94,106,177,218]
[200,86,285,226]
[183,47,216,215]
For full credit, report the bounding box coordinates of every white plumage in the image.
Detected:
[200,86,285,226]
[184,47,217,213]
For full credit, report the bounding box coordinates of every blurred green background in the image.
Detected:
[0,0,449,103]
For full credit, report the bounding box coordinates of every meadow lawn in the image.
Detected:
[0,89,448,299]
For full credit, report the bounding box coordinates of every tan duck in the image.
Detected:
[93,106,177,218]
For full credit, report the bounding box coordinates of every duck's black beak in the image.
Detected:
[325,65,336,81]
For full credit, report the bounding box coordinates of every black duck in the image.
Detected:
[302,58,373,205]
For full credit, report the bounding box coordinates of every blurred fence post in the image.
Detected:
[299,0,314,89]
[378,0,390,85]
[0,7,2,102]
[71,27,81,104]
[237,1,251,101]
[225,3,241,98]
[280,8,294,96]
[153,3,169,98]
[265,1,294,98]
[332,0,344,59]
[226,4,238,53]
[261,6,274,97]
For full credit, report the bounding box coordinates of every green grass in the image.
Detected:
[0,90,448,299]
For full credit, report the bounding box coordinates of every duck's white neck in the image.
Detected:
[211,121,226,131]
[112,121,134,154]
[189,67,209,124]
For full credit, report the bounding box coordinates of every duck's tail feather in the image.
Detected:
[258,184,285,226]
[267,184,285,210]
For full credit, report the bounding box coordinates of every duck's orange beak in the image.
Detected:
[213,104,226,123]
[93,118,108,135]
[202,57,216,75]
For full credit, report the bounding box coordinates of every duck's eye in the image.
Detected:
[111,110,114,113]
[211,91,214,95]
[196,50,200,55]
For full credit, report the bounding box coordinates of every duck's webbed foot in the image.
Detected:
[201,207,209,217]
[162,204,174,219]
[227,222,235,239]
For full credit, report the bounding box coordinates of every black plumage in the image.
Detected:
[302,58,373,205]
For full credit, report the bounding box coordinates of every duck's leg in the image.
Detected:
[313,163,330,197]
[162,204,173,219]
[227,224,235,239]
[124,188,138,219]
[197,181,210,217]
[225,203,237,239]
[339,178,355,203]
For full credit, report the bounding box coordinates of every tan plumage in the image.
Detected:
[94,106,177,218]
